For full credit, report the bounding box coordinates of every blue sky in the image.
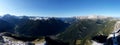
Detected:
[0,0,120,17]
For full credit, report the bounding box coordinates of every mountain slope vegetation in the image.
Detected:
[57,19,116,45]
[15,18,70,37]
[0,15,118,45]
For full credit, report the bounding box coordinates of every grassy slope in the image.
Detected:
[57,19,116,45]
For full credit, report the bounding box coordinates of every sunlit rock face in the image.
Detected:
[113,21,120,33]
[35,41,46,45]
[2,36,34,45]
[92,21,120,45]
[107,21,120,45]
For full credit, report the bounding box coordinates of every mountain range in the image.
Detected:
[0,14,119,45]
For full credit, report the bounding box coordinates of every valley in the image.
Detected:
[0,14,119,45]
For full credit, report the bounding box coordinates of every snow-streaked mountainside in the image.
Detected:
[0,14,114,22]
[0,14,75,23]
[0,14,116,29]
[74,15,112,19]
[0,14,116,27]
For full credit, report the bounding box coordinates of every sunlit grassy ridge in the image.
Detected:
[57,19,116,45]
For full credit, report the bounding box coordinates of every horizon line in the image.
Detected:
[0,14,119,17]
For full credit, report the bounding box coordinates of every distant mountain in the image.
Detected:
[56,17,77,24]
[74,15,112,19]
[1,14,29,25]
